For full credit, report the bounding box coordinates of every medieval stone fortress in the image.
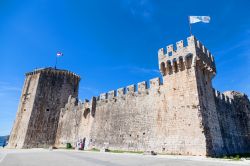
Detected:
[7,35,250,157]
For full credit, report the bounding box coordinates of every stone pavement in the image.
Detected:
[0,149,249,166]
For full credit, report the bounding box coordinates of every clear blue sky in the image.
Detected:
[0,0,249,136]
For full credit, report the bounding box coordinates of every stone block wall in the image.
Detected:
[214,91,250,155]
[7,73,40,148]
[55,96,95,148]
[88,73,207,155]
[8,68,80,148]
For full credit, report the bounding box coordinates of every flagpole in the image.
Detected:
[55,56,58,69]
[188,16,192,36]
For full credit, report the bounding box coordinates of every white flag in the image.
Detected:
[56,52,63,57]
[189,16,210,24]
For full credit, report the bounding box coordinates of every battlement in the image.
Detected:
[117,88,125,96]
[150,77,160,88]
[214,89,233,104]
[138,81,147,92]
[108,90,116,99]
[158,36,216,76]
[63,95,96,115]
[126,84,135,93]
[25,67,80,80]
[96,77,162,103]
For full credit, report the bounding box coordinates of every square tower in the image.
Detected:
[158,36,225,156]
[8,68,80,148]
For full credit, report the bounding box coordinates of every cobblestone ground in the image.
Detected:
[0,149,249,166]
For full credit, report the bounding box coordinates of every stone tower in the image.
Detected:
[8,67,80,148]
[158,35,225,156]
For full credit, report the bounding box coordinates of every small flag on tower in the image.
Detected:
[56,52,63,57]
[189,16,211,24]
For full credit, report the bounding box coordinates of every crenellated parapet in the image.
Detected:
[25,67,80,81]
[213,89,249,108]
[60,95,80,116]
[61,95,96,118]
[158,36,216,77]
[126,84,136,94]
[95,77,162,104]
[213,89,233,104]
[138,81,147,93]
[195,39,216,76]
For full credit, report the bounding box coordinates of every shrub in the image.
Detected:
[66,143,72,149]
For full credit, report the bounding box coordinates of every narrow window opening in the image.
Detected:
[160,62,166,76]
[46,109,49,112]
[23,109,26,112]
[83,108,90,118]
[173,61,178,72]
[143,132,145,135]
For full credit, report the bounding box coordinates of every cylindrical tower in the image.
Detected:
[8,67,80,148]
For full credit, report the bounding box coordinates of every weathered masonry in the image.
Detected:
[7,68,80,148]
[8,36,250,156]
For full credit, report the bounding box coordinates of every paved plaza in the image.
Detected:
[0,149,249,166]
